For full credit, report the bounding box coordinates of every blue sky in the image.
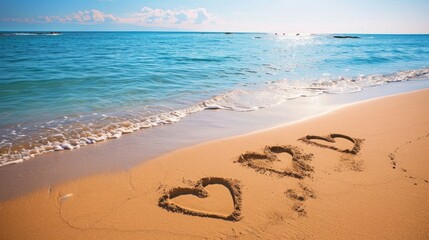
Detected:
[1,0,428,33]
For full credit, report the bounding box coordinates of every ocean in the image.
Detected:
[1,32,429,166]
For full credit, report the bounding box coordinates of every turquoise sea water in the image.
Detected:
[1,32,429,165]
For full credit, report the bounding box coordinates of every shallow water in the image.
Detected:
[1,32,429,165]
[0,80,428,201]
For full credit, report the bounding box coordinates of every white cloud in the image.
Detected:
[39,9,117,24]
[119,7,216,26]
[1,7,217,28]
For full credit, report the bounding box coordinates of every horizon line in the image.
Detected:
[1,30,429,35]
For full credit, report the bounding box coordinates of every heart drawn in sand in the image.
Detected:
[299,133,364,154]
[236,145,313,179]
[158,177,242,221]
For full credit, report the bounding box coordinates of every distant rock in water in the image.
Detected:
[31,32,62,35]
[225,32,233,34]
[333,35,360,39]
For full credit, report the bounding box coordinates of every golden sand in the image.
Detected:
[1,89,428,239]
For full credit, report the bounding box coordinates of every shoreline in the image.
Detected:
[2,66,429,168]
[0,80,429,202]
[0,88,428,239]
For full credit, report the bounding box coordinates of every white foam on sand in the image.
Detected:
[1,67,428,167]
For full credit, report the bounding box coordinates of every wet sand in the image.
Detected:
[0,89,428,239]
[1,80,428,202]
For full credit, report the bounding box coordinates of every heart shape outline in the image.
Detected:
[236,145,313,179]
[158,177,242,221]
[299,133,363,154]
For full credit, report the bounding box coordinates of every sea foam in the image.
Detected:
[1,67,428,167]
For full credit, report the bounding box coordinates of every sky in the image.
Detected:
[0,0,428,33]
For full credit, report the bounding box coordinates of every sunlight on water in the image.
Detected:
[0,32,428,165]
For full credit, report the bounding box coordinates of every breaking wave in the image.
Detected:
[1,67,428,167]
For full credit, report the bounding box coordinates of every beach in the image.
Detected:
[1,1,429,239]
[1,88,428,239]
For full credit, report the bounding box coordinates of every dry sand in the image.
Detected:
[1,89,428,240]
